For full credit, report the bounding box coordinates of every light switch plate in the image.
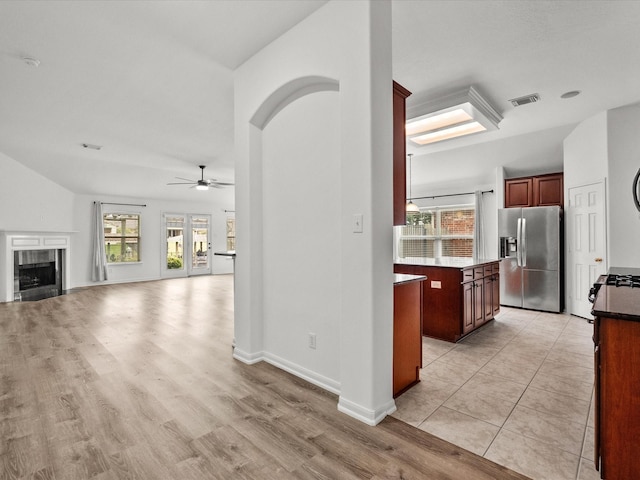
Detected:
[353,214,363,233]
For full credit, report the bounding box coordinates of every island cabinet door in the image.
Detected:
[483,276,494,320]
[393,280,422,397]
[462,281,474,334]
[474,279,485,326]
[492,273,501,316]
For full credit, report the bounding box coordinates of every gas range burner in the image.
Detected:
[606,274,640,288]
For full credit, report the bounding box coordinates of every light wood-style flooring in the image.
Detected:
[1,275,529,479]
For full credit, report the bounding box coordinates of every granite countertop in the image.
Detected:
[394,274,427,285]
[394,257,500,269]
[592,286,640,322]
[592,266,640,322]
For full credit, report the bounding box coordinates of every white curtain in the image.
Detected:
[91,201,108,281]
[473,190,485,259]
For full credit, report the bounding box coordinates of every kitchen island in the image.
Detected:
[591,268,640,480]
[394,257,500,343]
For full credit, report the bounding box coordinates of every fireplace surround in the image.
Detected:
[1,232,71,303]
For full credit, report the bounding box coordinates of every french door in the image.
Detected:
[162,213,211,277]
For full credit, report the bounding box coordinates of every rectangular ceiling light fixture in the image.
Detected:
[406,86,502,146]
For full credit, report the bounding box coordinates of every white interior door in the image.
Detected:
[567,182,606,319]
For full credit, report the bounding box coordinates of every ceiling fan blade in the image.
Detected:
[175,176,196,182]
[205,178,234,186]
[167,182,196,185]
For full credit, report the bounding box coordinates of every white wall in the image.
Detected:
[234,0,395,425]
[262,90,341,385]
[563,112,609,190]
[607,103,640,267]
[0,152,75,232]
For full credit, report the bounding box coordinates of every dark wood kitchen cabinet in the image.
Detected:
[492,263,501,316]
[504,177,533,208]
[393,275,423,397]
[505,172,563,208]
[593,313,640,479]
[395,260,500,342]
[393,81,411,226]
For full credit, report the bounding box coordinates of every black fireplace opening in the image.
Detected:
[14,249,64,301]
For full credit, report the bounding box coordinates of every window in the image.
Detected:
[226,217,235,251]
[103,213,141,263]
[399,205,474,259]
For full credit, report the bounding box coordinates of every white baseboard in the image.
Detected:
[232,348,264,365]
[262,351,341,395]
[337,396,396,426]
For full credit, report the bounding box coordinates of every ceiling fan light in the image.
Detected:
[196,184,209,191]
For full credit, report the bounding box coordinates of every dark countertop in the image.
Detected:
[394,274,427,285]
[592,287,640,322]
[592,266,640,322]
[394,257,500,269]
[214,251,236,257]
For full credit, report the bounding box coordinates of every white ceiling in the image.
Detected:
[2,0,640,202]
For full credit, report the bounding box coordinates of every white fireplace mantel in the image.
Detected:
[0,231,73,303]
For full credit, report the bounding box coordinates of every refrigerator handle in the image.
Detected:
[521,217,527,267]
[516,217,522,267]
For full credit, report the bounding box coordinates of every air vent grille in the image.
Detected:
[509,93,540,107]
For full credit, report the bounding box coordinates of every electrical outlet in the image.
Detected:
[308,333,316,349]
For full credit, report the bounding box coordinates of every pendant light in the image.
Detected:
[406,153,420,213]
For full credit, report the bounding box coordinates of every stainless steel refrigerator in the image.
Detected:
[498,206,563,312]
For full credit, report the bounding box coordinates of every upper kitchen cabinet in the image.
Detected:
[393,81,412,225]
[504,172,564,208]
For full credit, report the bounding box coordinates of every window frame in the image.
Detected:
[402,203,475,259]
[103,212,142,264]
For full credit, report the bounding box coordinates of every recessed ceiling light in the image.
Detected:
[22,56,40,67]
[82,143,102,150]
[561,90,581,99]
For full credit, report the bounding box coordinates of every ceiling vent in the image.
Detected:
[509,93,540,107]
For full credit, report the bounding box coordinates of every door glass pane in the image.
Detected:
[166,216,184,270]
[226,217,236,251]
[191,216,209,269]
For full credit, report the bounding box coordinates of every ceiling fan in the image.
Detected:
[167,165,234,190]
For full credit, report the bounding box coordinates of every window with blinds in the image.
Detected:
[399,205,475,259]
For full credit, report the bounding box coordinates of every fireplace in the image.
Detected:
[1,232,71,303]
[14,249,64,301]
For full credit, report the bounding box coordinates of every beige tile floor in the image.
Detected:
[392,307,600,480]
